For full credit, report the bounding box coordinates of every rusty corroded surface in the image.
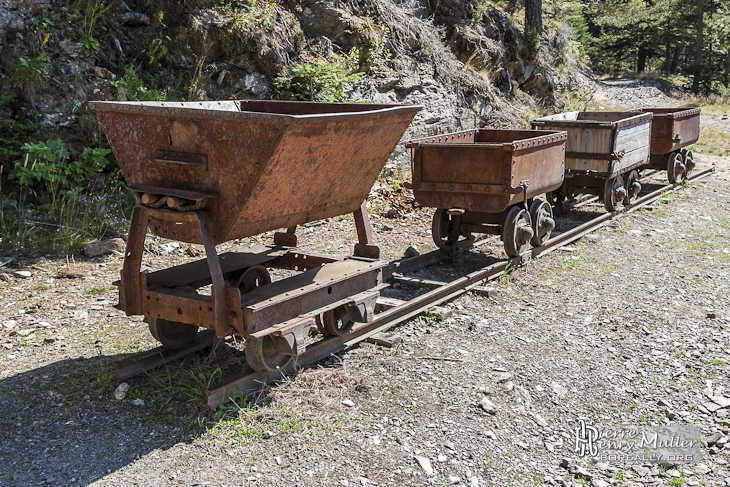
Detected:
[91,100,422,245]
[640,107,701,155]
[406,129,567,213]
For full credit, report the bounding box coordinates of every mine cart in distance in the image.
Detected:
[90,100,422,373]
[406,129,567,258]
[531,111,653,212]
[636,107,700,183]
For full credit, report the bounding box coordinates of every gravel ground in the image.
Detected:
[1,87,729,487]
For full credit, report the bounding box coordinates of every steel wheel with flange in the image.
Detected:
[681,149,695,179]
[502,206,534,257]
[622,170,641,205]
[148,318,199,350]
[231,265,271,294]
[431,209,457,249]
[528,200,555,247]
[602,176,627,212]
[666,151,685,183]
[319,306,354,337]
[246,335,294,373]
[231,265,292,373]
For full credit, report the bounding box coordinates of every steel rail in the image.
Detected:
[203,166,715,408]
[110,167,714,402]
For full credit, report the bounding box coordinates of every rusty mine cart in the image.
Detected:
[637,107,700,183]
[531,111,653,212]
[405,129,567,257]
[90,100,422,373]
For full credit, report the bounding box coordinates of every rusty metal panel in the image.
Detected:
[407,130,566,213]
[142,286,244,334]
[145,246,288,288]
[638,108,701,154]
[241,259,385,336]
[91,100,422,245]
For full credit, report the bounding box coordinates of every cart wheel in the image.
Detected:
[246,335,294,373]
[622,170,642,205]
[231,265,271,294]
[319,306,354,337]
[529,200,555,247]
[681,149,695,179]
[602,176,627,212]
[148,318,199,350]
[431,209,457,249]
[666,151,685,184]
[502,206,533,257]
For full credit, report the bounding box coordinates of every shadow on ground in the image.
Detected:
[0,345,244,487]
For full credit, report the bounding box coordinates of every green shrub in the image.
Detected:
[275,49,362,102]
[73,0,109,52]
[10,139,71,189]
[112,65,172,101]
[9,140,111,192]
[9,53,50,99]
[146,12,175,67]
[0,118,40,173]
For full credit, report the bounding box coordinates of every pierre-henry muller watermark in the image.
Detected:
[574,420,701,464]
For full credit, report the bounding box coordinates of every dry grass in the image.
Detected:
[693,126,730,157]
[682,92,730,112]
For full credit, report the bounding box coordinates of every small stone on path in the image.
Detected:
[415,455,434,475]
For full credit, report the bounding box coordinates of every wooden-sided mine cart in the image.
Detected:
[90,100,422,373]
[531,111,653,211]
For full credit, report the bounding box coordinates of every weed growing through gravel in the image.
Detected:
[135,363,223,405]
[88,284,116,293]
[51,353,115,400]
[421,307,443,326]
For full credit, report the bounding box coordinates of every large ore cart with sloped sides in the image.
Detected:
[405,129,567,257]
[635,107,700,183]
[531,111,653,212]
[90,100,422,373]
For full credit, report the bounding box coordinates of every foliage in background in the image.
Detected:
[0,190,133,257]
[581,0,730,93]
[112,65,175,101]
[275,49,363,101]
[73,0,109,52]
[8,140,110,193]
[8,30,51,102]
[548,1,594,62]
[0,119,40,175]
[147,12,175,67]
[224,0,278,31]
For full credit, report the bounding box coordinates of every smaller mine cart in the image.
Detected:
[531,111,653,211]
[637,107,700,182]
[90,100,422,373]
[406,129,567,257]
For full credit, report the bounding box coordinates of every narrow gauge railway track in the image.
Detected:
[112,166,715,409]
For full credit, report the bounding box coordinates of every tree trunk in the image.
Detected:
[724,50,730,87]
[670,46,681,74]
[664,17,672,75]
[637,45,647,73]
[525,0,542,49]
[691,0,704,93]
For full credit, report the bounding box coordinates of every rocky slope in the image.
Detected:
[0,0,594,170]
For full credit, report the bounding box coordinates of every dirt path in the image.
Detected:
[1,86,729,487]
